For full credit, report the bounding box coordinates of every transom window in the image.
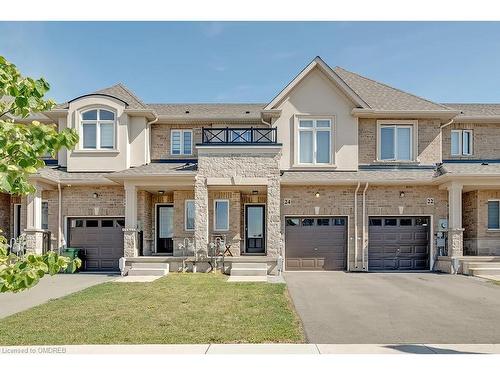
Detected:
[451,129,473,156]
[171,130,193,155]
[488,200,500,229]
[80,109,116,150]
[298,118,332,164]
[378,122,414,161]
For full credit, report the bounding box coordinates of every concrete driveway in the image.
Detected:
[0,273,116,319]
[284,272,500,344]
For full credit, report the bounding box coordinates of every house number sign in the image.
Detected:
[283,198,292,206]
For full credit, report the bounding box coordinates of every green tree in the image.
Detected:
[0,55,81,293]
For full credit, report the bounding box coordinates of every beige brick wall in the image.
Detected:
[442,123,500,160]
[208,191,242,255]
[151,124,202,160]
[464,190,500,255]
[281,184,448,270]
[358,118,442,165]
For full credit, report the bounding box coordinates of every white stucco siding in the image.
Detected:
[128,116,148,167]
[273,67,358,171]
[66,96,129,172]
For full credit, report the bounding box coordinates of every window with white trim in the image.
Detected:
[185,200,195,231]
[214,199,229,231]
[488,200,500,229]
[378,124,413,161]
[80,109,116,150]
[451,129,473,156]
[298,119,332,164]
[171,130,193,155]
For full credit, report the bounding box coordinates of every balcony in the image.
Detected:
[201,127,279,145]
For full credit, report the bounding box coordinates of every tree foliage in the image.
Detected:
[0,55,81,292]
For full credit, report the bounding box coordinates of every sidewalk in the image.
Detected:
[2,344,500,354]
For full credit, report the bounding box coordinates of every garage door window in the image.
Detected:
[369,218,382,226]
[384,218,397,226]
[415,217,429,226]
[101,220,114,227]
[317,218,330,226]
[333,218,345,225]
[86,220,99,227]
[286,218,300,226]
[302,218,315,226]
[400,218,412,226]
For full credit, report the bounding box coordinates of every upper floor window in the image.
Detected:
[451,129,473,156]
[378,121,415,161]
[171,129,192,155]
[298,119,332,164]
[80,109,116,150]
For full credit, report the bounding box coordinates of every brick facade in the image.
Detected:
[358,118,442,165]
[0,193,10,240]
[281,185,448,270]
[442,122,500,160]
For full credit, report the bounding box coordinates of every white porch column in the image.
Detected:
[447,182,464,258]
[266,177,281,257]
[123,183,138,257]
[24,184,44,254]
[194,175,209,257]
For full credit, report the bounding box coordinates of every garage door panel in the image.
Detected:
[285,216,347,271]
[369,216,430,271]
[69,217,124,272]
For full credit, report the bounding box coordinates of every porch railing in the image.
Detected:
[201,127,278,145]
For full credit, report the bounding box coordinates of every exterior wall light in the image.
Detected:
[315,192,320,198]
[158,190,165,195]
[399,191,405,198]
[92,192,99,199]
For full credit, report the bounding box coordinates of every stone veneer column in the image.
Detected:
[266,177,281,257]
[123,183,138,258]
[25,184,44,254]
[194,175,209,257]
[447,182,464,258]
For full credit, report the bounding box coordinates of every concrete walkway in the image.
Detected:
[1,343,500,354]
[0,273,117,319]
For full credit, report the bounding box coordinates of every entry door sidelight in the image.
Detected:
[245,205,265,254]
[156,205,173,254]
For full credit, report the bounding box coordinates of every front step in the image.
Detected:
[127,263,169,277]
[129,262,169,270]
[469,267,500,277]
[230,263,268,277]
[463,261,500,275]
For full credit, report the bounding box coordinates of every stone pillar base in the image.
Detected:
[448,228,464,258]
[123,228,139,258]
[24,229,45,254]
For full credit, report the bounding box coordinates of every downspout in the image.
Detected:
[146,114,159,164]
[58,183,62,252]
[440,118,454,129]
[362,182,369,270]
[354,182,361,269]
[439,118,455,165]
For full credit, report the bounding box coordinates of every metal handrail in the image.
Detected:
[201,127,277,144]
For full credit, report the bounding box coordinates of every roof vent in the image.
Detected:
[245,111,250,114]
[185,110,190,114]
[481,162,489,166]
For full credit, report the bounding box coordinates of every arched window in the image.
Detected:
[80,108,116,149]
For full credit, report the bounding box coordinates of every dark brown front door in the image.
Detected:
[285,217,347,271]
[245,205,265,254]
[156,204,173,254]
[68,217,124,272]
[368,216,430,271]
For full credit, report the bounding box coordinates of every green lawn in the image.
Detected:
[0,273,304,345]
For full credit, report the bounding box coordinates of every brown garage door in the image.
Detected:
[285,217,347,271]
[68,217,124,272]
[368,216,430,271]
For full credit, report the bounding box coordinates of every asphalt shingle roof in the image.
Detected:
[437,162,500,176]
[333,67,453,112]
[442,103,500,118]
[146,103,265,119]
[109,162,197,177]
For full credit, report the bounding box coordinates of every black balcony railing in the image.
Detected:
[201,127,278,145]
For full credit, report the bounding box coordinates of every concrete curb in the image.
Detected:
[2,344,500,355]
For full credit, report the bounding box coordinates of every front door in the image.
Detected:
[156,204,173,254]
[245,205,265,254]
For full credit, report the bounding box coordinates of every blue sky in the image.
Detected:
[0,22,499,104]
